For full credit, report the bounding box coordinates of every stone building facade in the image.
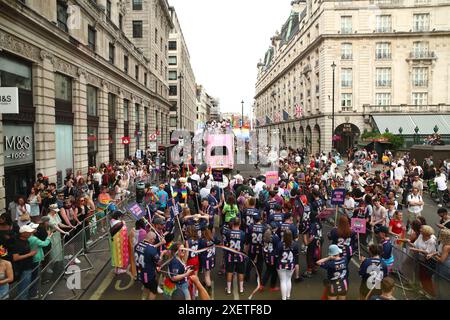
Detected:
[167,7,197,134]
[0,0,172,212]
[254,0,450,155]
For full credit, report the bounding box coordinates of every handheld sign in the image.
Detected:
[265,171,279,185]
[212,169,223,182]
[351,218,367,234]
[127,202,145,221]
[190,179,199,193]
[331,188,346,205]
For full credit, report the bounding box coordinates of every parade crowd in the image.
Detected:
[106,147,450,301]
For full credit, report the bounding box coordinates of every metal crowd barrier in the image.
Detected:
[3,196,131,301]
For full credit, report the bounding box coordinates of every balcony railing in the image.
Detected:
[341,54,353,60]
[376,53,392,60]
[376,80,392,87]
[409,51,436,60]
[363,104,450,114]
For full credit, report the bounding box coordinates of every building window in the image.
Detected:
[109,43,115,64]
[155,54,158,70]
[160,61,163,76]
[133,21,143,38]
[340,16,352,34]
[169,41,177,50]
[341,93,352,111]
[87,85,97,116]
[135,104,140,123]
[413,13,430,32]
[169,85,177,96]
[55,73,72,102]
[376,15,392,32]
[108,93,116,120]
[168,71,177,80]
[88,26,96,51]
[123,99,129,121]
[341,43,352,60]
[413,67,428,87]
[155,28,158,44]
[413,41,429,58]
[144,107,148,123]
[341,68,352,88]
[168,56,177,65]
[57,0,68,32]
[412,92,427,105]
[124,55,128,74]
[135,65,139,81]
[106,0,111,20]
[144,72,147,87]
[375,42,391,60]
[132,0,142,10]
[0,55,32,90]
[375,93,391,106]
[376,68,392,87]
[170,116,177,127]
[119,14,123,31]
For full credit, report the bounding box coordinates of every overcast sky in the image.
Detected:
[169,0,293,115]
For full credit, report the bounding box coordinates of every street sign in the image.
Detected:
[331,188,346,205]
[0,87,19,114]
[121,136,130,145]
[149,141,157,152]
[149,133,157,141]
[127,202,145,221]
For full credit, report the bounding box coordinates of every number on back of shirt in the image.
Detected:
[229,239,241,251]
[252,233,262,244]
[281,251,293,264]
[135,252,145,269]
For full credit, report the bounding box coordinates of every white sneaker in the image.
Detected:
[157,286,163,294]
[74,258,81,264]
[438,204,443,208]
[86,240,93,246]
[64,255,73,260]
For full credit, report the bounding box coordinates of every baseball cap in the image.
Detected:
[49,204,60,212]
[19,225,36,234]
[28,223,39,229]
[328,244,342,256]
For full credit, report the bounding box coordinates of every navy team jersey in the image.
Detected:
[165,218,175,235]
[380,239,393,260]
[244,208,261,232]
[299,204,312,234]
[223,229,246,263]
[263,233,281,266]
[169,202,182,219]
[199,237,219,270]
[187,239,199,260]
[268,212,284,229]
[168,258,188,284]
[328,228,357,260]
[359,257,388,291]
[265,200,279,223]
[204,205,215,229]
[279,222,299,240]
[247,223,266,254]
[321,257,349,281]
[134,241,160,283]
[276,241,299,270]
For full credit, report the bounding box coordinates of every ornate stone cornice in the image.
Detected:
[85,71,101,87]
[77,67,87,78]
[0,29,40,62]
[54,57,77,77]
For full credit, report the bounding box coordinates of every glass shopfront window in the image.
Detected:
[55,73,72,102]
[87,85,98,116]
[0,55,32,90]
[87,126,98,167]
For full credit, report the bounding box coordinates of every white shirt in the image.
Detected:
[254,181,266,197]
[200,187,210,200]
[434,174,448,191]
[93,172,102,184]
[344,198,355,217]
[407,193,423,214]
[394,166,405,180]
[413,234,437,254]
[295,156,301,163]
[190,173,201,182]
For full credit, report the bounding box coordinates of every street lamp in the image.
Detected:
[414,125,419,144]
[178,73,184,129]
[241,100,244,129]
[331,62,336,150]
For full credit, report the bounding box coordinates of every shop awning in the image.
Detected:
[372,115,450,135]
